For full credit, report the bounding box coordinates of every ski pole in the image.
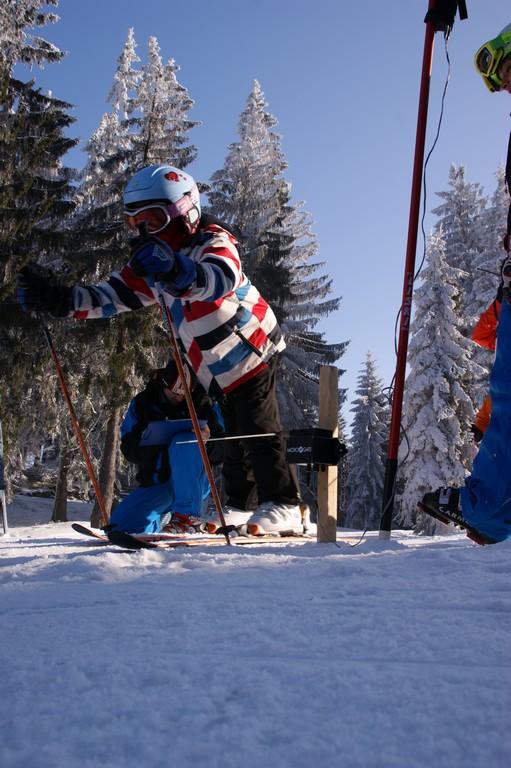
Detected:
[175,432,279,445]
[156,287,231,546]
[43,326,109,527]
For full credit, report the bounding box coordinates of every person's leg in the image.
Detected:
[460,300,511,541]
[109,484,174,534]
[229,359,298,505]
[220,390,257,510]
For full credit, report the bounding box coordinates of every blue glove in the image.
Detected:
[130,236,175,279]
[164,251,197,295]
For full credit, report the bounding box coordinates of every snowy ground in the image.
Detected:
[1,495,510,768]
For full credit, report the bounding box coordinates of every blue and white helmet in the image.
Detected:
[124,164,201,232]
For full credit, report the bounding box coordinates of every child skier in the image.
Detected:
[109,361,223,535]
[420,23,511,543]
[17,164,303,534]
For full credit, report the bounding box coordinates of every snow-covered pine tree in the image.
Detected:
[208,81,283,257]
[208,80,346,426]
[76,112,130,213]
[0,0,62,76]
[473,165,509,315]
[344,353,388,530]
[0,0,76,288]
[108,27,140,121]
[397,228,485,532]
[132,35,197,168]
[431,164,489,418]
[265,189,347,425]
[468,165,509,408]
[432,164,487,328]
[0,0,78,501]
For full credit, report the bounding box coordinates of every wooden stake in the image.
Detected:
[317,366,339,542]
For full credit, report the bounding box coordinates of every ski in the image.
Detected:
[71,523,218,546]
[72,523,353,551]
[71,523,110,543]
[105,528,316,550]
[417,502,495,546]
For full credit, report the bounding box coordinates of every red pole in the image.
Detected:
[379,2,437,536]
[43,326,110,527]
[157,294,231,546]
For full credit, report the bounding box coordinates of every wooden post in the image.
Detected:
[317,366,339,542]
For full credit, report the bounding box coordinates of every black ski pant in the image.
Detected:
[220,356,298,510]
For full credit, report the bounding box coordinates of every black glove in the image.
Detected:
[17,266,72,317]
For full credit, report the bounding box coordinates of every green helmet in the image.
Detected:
[474,23,511,92]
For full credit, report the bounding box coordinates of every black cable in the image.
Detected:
[416,37,452,282]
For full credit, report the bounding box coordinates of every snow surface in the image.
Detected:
[1,496,510,768]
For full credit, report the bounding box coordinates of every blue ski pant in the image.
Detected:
[109,432,210,534]
[460,300,511,542]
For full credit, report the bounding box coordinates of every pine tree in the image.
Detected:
[0,0,78,502]
[467,166,508,408]
[397,229,485,532]
[107,27,140,120]
[344,353,388,530]
[132,35,197,168]
[0,0,62,77]
[473,165,508,315]
[432,164,487,326]
[264,188,347,425]
[431,163,490,416]
[208,80,346,426]
[209,81,284,255]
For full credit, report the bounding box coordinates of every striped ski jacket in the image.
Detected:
[67,222,286,394]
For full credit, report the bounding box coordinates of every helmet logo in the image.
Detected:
[165,171,185,182]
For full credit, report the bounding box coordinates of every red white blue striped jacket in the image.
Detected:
[68,222,285,394]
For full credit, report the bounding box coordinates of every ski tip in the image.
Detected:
[71,523,109,542]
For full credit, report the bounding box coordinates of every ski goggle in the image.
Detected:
[162,366,191,397]
[474,32,511,92]
[124,204,171,234]
[124,184,201,234]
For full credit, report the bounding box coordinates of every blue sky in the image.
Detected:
[20,0,511,425]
